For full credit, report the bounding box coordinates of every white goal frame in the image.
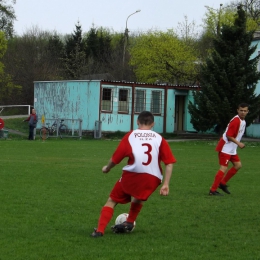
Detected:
[0,105,31,116]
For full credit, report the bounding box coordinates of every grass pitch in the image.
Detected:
[0,138,260,260]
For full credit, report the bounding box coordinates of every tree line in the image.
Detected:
[1,0,260,133]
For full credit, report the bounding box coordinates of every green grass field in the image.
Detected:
[0,137,260,260]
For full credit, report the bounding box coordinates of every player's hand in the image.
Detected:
[238,142,245,149]
[160,185,169,196]
[102,165,110,173]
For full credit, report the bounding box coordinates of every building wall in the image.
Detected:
[165,89,175,133]
[34,80,100,130]
[100,84,165,133]
[246,38,260,138]
[34,80,196,134]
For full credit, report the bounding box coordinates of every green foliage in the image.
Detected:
[0,31,22,103]
[0,31,7,67]
[0,0,16,38]
[203,5,259,39]
[84,26,113,66]
[129,30,198,84]
[63,22,87,79]
[189,6,260,133]
[46,34,64,75]
[201,4,259,60]
[0,140,260,259]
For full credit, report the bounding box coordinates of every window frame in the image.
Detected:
[118,88,129,113]
[101,87,113,113]
[134,89,146,113]
[150,90,162,115]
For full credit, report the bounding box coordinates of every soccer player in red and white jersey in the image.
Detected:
[209,103,249,196]
[91,111,176,237]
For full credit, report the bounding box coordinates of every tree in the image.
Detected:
[46,33,64,76]
[176,15,199,47]
[3,27,63,105]
[63,22,87,79]
[200,3,259,60]
[230,0,260,24]
[83,26,113,76]
[0,0,16,38]
[188,6,260,134]
[0,30,21,104]
[129,30,198,84]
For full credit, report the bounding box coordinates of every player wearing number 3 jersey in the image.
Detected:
[91,111,176,237]
[209,103,249,196]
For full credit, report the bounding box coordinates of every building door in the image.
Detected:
[174,95,185,132]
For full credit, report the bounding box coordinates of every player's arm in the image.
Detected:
[102,159,116,173]
[102,133,130,173]
[226,136,245,149]
[226,118,245,148]
[160,163,173,196]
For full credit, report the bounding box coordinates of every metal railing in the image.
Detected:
[40,118,82,139]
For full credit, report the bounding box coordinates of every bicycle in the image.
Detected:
[40,118,68,139]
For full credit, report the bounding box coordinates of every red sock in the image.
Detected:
[96,206,114,234]
[127,202,143,223]
[221,167,238,185]
[211,170,225,191]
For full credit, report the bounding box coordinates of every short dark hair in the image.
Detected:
[238,103,249,108]
[137,111,154,125]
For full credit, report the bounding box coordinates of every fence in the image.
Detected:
[40,118,82,139]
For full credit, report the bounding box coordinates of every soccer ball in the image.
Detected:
[115,213,136,232]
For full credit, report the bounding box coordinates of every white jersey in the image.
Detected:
[122,130,163,180]
[221,115,246,155]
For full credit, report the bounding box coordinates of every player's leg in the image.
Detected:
[220,155,241,191]
[209,152,229,195]
[91,197,117,237]
[127,198,143,223]
[112,198,144,233]
[91,180,129,237]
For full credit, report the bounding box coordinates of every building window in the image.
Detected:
[151,91,162,114]
[135,90,145,113]
[101,88,112,112]
[118,89,129,112]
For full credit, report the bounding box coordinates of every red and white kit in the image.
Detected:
[110,129,176,202]
[216,115,246,155]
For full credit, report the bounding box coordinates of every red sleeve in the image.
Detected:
[226,117,240,138]
[24,115,31,121]
[159,138,177,165]
[111,131,133,164]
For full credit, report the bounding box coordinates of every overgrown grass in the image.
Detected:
[0,139,260,260]
[2,118,179,140]
[3,117,29,135]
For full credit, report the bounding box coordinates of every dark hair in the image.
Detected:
[137,111,154,125]
[238,103,249,108]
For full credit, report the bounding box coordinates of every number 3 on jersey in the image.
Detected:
[142,143,152,166]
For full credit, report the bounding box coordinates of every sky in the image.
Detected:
[13,0,230,35]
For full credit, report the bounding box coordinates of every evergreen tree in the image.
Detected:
[84,26,112,70]
[63,22,86,79]
[85,26,99,59]
[46,34,64,77]
[188,5,260,134]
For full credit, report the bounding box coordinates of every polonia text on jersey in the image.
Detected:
[134,132,157,138]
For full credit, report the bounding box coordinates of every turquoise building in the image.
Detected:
[245,33,260,138]
[33,80,198,134]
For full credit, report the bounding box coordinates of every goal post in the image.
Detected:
[0,105,31,117]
